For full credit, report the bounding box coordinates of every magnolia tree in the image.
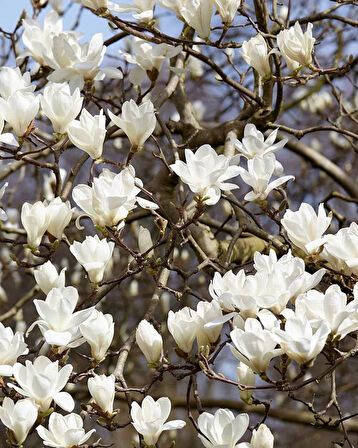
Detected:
[0,0,357,447]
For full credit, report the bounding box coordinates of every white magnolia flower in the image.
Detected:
[138,226,154,256]
[131,396,186,446]
[40,82,83,134]
[72,166,157,229]
[273,309,330,364]
[230,318,283,373]
[250,424,274,448]
[0,67,35,100]
[241,34,271,78]
[197,409,249,448]
[277,22,315,71]
[37,412,95,448]
[34,260,66,294]
[282,203,332,254]
[170,145,241,205]
[46,197,73,240]
[237,363,255,403]
[109,0,156,22]
[296,284,358,341]
[70,235,115,283]
[323,222,358,275]
[157,0,183,17]
[167,307,197,353]
[0,183,8,220]
[0,91,39,136]
[21,201,49,248]
[75,0,107,11]
[0,398,38,446]
[8,356,74,412]
[0,323,28,376]
[136,320,163,364]
[80,310,114,362]
[239,154,294,201]
[67,109,106,159]
[180,0,213,39]
[195,300,223,348]
[22,11,63,65]
[88,374,116,415]
[108,100,156,150]
[27,286,93,348]
[0,118,18,147]
[120,37,182,84]
[213,0,240,24]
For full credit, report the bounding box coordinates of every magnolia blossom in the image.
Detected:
[239,154,294,201]
[108,100,156,150]
[237,363,255,403]
[46,197,73,239]
[251,424,274,448]
[120,38,182,84]
[0,67,35,100]
[138,226,154,256]
[180,0,213,39]
[37,412,95,448]
[241,34,271,78]
[197,409,249,448]
[136,320,163,364]
[88,374,116,415]
[170,145,241,205]
[77,0,107,10]
[27,286,93,347]
[0,398,38,446]
[21,201,49,248]
[80,310,114,362]
[195,301,223,348]
[157,0,183,17]
[323,222,358,275]
[0,117,18,147]
[277,22,315,71]
[131,396,186,446]
[0,183,8,220]
[40,82,83,134]
[34,260,66,294]
[8,356,74,412]
[70,235,114,283]
[67,109,106,159]
[282,203,332,254]
[230,318,283,373]
[273,309,330,365]
[0,323,28,376]
[0,91,39,136]
[109,0,156,22]
[213,0,240,24]
[167,307,198,353]
[72,166,157,229]
[296,284,358,341]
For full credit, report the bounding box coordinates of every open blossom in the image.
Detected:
[131,396,186,446]
[0,398,38,446]
[34,260,66,294]
[241,34,271,78]
[136,320,163,364]
[273,309,330,365]
[170,145,241,205]
[296,284,358,341]
[73,166,157,229]
[239,154,294,201]
[46,197,73,240]
[67,109,106,159]
[109,0,156,22]
[230,318,283,373]
[180,0,213,39]
[0,323,28,376]
[21,201,48,248]
[8,356,74,412]
[195,300,223,348]
[27,286,93,348]
[80,310,114,362]
[167,307,197,353]
[108,100,156,150]
[282,203,332,254]
[37,412,95,448]
[0,67,35,100]
[70,235,114,283]
[88,374,116,415]
[40,82,83,134]
[251,424,274,448]
[197,409,249,448]
[0,91,39,136]
[213,0,240,24]
[277,22,315,71]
